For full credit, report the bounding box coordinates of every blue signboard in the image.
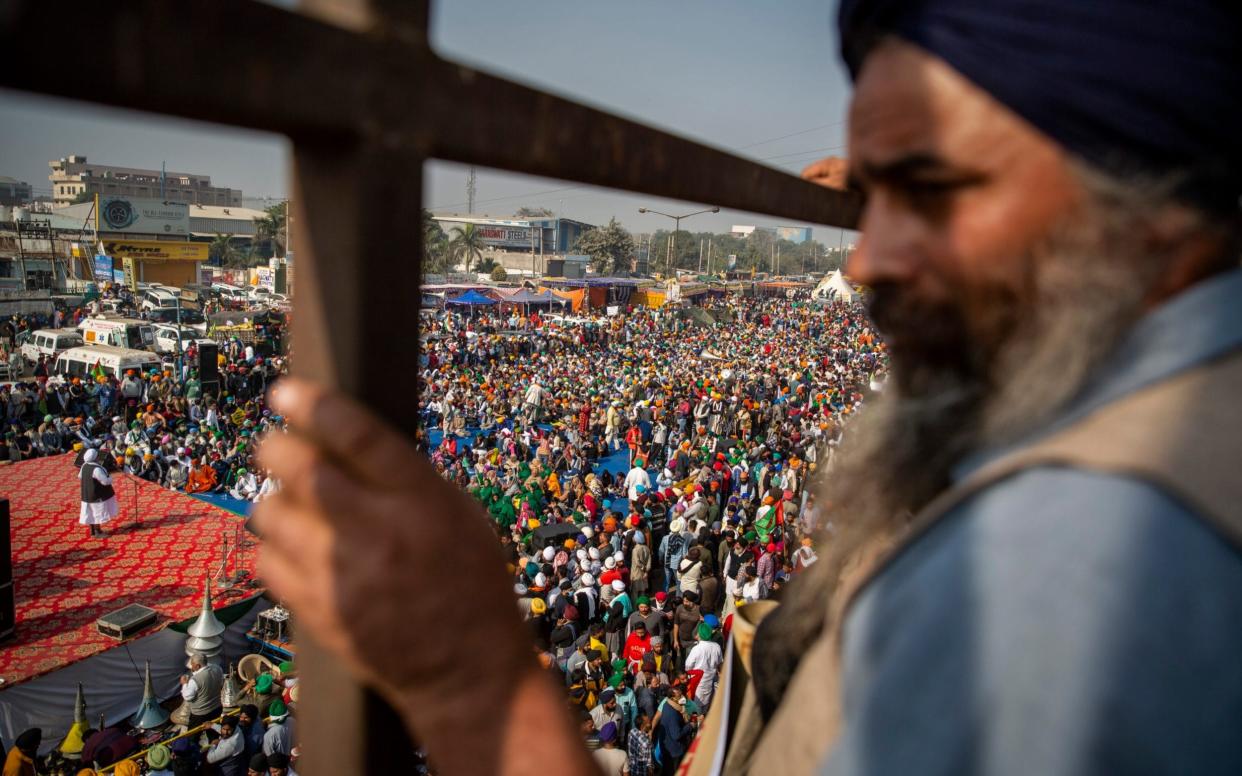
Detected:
[93,252,114,282]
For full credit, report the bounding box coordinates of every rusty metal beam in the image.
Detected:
[0,0,365,140]
[0,0,861,230]
[284,3,432,769]
[288,135,425,775]
[421,58,863,228]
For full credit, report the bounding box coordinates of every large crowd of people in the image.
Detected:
[0,286,288,531]
[4,285,886,774]
[5,659,303,775]
[414,292,885,774]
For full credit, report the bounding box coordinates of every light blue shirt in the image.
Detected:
[823,269,1242,776]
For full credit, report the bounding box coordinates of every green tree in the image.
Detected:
[573,218,634,275]
[744,229,778,273]
[72,190,93,205]
[242,244,266,269]
[490,265,508,282]
[209,233,240,267]
[422,210,450,275]
[515,206,554,218]
[449,223,488,271]
[822,246,848,272]
[253,201,287,258]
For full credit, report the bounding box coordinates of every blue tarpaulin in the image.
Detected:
[446,290,498,306]
[191,492,254,516]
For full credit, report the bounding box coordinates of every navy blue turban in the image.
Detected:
[838,0,1242,214]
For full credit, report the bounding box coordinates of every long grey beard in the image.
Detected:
[750,186,1169,722]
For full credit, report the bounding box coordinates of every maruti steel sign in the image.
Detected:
[434,216,536,251]
[474,225,535,249]
[99,196,190,236]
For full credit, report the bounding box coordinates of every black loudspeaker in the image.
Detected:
[0,499,14,643]
[95,604,159,640]
[198,343,220,389]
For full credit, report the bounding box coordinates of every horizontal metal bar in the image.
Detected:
[0,0,366,139]
[0,0,861,230]
[421,57,862,229]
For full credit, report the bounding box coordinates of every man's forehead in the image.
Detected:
[847,39,1028,177]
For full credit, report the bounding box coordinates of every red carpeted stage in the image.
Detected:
[0,454,260,686]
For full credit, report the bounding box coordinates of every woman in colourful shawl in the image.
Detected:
[518,499,536,531]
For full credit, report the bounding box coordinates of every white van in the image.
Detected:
[152,323,214,355]
[78,316,157,352]
[212,283,248,302]
[140,288,180,312]
[20,329,85,365]
[54,345,163,380]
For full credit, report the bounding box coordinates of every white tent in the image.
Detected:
[812,269,859,302]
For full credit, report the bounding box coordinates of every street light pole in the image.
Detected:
[637,206,720,278]
[175,293,183,379]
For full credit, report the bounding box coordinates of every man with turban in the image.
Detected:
[253,1,1242,774]
[262,701,294,759]
[684,622,723,708]
[78,448,118,538]
[186,456,219,494]
[205,714,247,776]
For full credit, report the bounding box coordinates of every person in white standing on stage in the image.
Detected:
[79,448,118,538]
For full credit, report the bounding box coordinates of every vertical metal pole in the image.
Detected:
[175,295,183,379]
[15,222,27,292]
[290,138,423,776]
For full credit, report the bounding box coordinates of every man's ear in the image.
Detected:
[1142,205,1237,307]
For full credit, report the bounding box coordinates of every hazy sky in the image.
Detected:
[0,0,855,243]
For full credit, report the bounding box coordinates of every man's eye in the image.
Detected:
[908,179,961,197]
[900,179,966,211]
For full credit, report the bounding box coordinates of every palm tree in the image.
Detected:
[209,233,239,267]
[253,202,287,258]
[423,210,450,275]
[448,223,488,271]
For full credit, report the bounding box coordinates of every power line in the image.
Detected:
[758,143,847,162]
[734,118,847,151]
[428,183,584,212]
